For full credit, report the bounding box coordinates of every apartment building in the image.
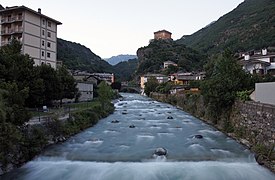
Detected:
[0,6,61,69]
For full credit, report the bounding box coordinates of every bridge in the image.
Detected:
[120,85,141,93]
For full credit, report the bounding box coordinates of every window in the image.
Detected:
[42,29,45,36]
[47,42,51,48]
[47,52,51,58]
[47,32,51,38]
[48,21,51,27]
[42,19,45,25]
[42,40,45,46]
[41,51,44,57]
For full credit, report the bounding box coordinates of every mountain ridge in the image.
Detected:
[177,0,275,54]
[105,54,137,65]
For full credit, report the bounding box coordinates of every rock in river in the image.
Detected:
[154,147,167,156]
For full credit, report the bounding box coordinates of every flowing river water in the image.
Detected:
[2,93,275,180]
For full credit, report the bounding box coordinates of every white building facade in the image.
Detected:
[0,6,61,69]
[239,49,275,75]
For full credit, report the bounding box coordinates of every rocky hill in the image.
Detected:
[105,54,137,65]
[57,38,113,73]
[177,0,275,54]
[136,39,206,74]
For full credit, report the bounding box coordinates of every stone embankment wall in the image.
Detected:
[231,101,275,149]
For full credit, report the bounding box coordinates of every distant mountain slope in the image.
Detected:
[57,38,113,73]
[177,0,275,54]
[106,54,137,65]
[113,58,138,81]
[136,39,206,74]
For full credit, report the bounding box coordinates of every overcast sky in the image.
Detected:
[1,0,244,58]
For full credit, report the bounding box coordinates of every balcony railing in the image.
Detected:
[0,27,23,35]
[1,16,23,24]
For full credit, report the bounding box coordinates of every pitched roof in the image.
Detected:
[154,30,172,35]
[0,5,62,25]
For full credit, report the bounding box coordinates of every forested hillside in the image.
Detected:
[57,38,113,73]
[177,0,275,54]
[113,59,138,81]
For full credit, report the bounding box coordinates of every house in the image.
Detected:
[77,82,93,102]
[92,73,115,85]
[163,61,177,69]
[140,73,169,89]
[0,6,61,69]
[154,30,172,40]
[170,72,196,85]
[239,49,275,75]
[72,71,115,85]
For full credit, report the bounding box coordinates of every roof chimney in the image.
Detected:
[38,8,41,13]
[262,48,267,56]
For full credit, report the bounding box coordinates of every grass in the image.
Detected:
[29,100,102,118]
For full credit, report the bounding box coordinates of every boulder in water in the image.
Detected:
[154,147,167,156]
[111,120,120,123]
[129,125,135,128]
[167,116,173,119]
[194,134,203,139]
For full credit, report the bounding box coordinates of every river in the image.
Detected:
[2,93,275,180]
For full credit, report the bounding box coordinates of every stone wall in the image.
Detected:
[232,101,275,148]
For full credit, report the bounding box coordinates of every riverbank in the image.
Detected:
[150,92,275,173]
[0,101,115,175]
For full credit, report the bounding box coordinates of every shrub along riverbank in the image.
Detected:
[0,101,114,175]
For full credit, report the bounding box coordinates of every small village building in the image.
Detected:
[154,30,172,40]
[140,73,169,89]
[76,82,93,102]
[163,61,177,68]
[239,49,275,75]
[170,72,196,85]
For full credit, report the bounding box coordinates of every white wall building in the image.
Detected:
[77,82,93,102]
[255,82,275,106]
[0,6,62,69]
[239,49,275,75]
[140,73,169,89]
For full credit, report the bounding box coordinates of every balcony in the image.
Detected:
[1,16,23,24]
[0,27,23,35]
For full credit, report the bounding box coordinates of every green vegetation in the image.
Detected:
[144,77,172,96]
[97,81,115,109]
[57,38,138,81]
[201,51,253,123]
[136,39,206,74]
[57,38,113,73]
[0,40,114,173]
[144,77,159,96]
[113,59,138,81]
[177,0,275,54]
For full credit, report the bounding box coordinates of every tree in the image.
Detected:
[111,81,121,90]
[56,66,78,105]
[144,77,159,96]
[97,81,113,108]
[36,64,59,105]
[201,51,252,123]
